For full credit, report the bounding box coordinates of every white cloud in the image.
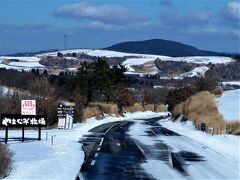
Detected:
[54,2,145,24]
[227,1,240,19]
[89,21,124,31]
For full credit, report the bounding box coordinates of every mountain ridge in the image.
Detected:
[104,39,221,57]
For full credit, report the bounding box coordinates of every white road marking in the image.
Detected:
[97,147,101,151]
[91,160,96,165]
[99,138,104,146]
[94,153,99,158]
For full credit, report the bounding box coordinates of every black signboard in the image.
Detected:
[1,114,47,127]
[57,104,74,117]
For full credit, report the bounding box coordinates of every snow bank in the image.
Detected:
[160,119,240,166]
[0,112,161,180]
[216,89,240,121]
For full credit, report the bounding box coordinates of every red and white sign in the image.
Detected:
[21,100,36,115]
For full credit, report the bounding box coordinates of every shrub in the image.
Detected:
[93,102,118,116]
[210,87,224,96]
[0,144,14,178]
[83,106,101,120]
[173,91,225,128]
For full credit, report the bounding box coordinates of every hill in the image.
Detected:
[104,39,220,57]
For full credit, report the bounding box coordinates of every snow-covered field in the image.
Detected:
[0,112,160,180]
[0,56,40,62]
[1,49,235,73]
[216,89,240,121]
[8,62,45,68]
[0,56,45,71]
[36,49,93,57]
[174,66,209,79]
[166,56,234,64]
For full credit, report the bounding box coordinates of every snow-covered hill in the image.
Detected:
[0,49,235,76]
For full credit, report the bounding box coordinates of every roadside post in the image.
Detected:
[209,127,214,135]
[200,123,206,132]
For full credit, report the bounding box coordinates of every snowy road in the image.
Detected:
[79,116,239,180]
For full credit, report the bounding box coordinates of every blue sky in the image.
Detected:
[0,0,239,54]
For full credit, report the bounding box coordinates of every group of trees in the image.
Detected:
[74,58,127,104]
[165,75,218,111]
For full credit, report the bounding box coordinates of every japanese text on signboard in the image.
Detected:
[0,114,47,127]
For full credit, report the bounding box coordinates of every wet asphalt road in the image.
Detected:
[77,116,239,180]
[78,121,154,180]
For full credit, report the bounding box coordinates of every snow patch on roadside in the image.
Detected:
[159,119,240,166]
[1,111,161,180]
[216,89,240,121]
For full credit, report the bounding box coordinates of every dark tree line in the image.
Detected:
[73,58,127,104]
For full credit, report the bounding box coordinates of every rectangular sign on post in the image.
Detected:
[57,117,66,129]
[0,114,47,127]
[21,100,36,115]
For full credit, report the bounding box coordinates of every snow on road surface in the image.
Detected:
[128,116,240,179]
[216,89,240,121]
[160,118,240,168]
[0,112,161,180]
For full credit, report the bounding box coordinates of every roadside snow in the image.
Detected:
[160,118,240,166]
[0,111,162,180]
[216,89,240,121]
[222,81,240,86]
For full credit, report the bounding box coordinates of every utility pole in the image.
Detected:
[64,34,67,50]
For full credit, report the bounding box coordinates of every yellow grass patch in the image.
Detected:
[173,91,240,135]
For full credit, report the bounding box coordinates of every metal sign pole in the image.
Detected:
[5,126,8,144]
[38,127,41,141]
[22,126,25,142]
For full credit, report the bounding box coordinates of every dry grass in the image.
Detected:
[123,103,144,112]
[123,103,166,113]
[83,106,101,120]
[0,144,14,178]
[226,121,240,135]
[155,104,166,112]
[82,102,166,121]
[173,91,234,134]
[92,102,119,115]
[210,87,224,96]
[83,102,119,121]
[173,91,240,135]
